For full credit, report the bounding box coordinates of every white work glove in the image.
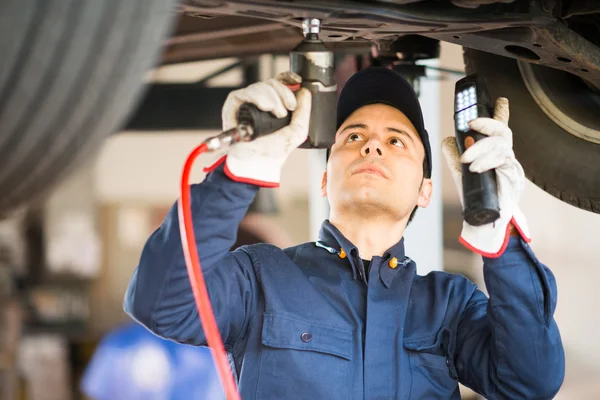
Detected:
[220,71,311,188]
[442,97,530,258]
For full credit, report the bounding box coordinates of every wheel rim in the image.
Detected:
[518,61,600,144]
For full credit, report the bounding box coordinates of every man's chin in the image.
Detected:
[352,184,385,199]
[343,187,388,209]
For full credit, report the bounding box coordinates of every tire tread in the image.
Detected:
[0,0,177,214]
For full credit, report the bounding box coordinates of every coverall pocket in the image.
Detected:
[404,330,459,400]
[257,313,353,400]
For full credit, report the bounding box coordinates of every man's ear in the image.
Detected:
[417,178,432,208]
[321,171,327,197]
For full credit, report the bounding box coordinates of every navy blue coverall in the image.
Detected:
[124,163,565,399]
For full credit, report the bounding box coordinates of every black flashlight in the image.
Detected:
[453,73,500,226]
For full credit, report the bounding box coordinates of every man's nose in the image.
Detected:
[360,139,383,157]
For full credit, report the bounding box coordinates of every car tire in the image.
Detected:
[0,0,177,216]
[463,48,600,213]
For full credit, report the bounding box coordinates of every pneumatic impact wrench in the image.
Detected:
[204,18,337,151]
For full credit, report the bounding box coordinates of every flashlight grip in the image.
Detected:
[456,130,501,226]
[237,103,292,138]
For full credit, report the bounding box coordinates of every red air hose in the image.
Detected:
[177,143,241,400]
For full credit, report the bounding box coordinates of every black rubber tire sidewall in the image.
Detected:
[463,48,600,213]
[0,0,178,216]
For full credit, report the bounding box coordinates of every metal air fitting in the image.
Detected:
[302,18,321,38]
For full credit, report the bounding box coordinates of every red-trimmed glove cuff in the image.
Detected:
[203,155,280,188]
[459,211,531,259]
[224,163,280,188]
[203,155,227,173]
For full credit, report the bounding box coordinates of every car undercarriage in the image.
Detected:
[0,0,598,214]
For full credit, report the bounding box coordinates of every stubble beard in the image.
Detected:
[338,188,404,222]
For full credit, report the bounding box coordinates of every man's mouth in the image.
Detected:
[352,164,388,179]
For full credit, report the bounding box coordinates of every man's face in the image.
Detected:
[322,103,432,221]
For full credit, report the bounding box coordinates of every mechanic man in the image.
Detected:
[124,67,565,399]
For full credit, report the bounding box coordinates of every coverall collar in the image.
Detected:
[317,220,409,288]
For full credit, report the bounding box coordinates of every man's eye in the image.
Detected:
[389,137,405,147]
[347,133,364,142]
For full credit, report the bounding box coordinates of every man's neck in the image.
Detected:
[329,212,407,260]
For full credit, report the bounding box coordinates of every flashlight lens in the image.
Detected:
[456,105,478,132]
[456,85,478,111]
